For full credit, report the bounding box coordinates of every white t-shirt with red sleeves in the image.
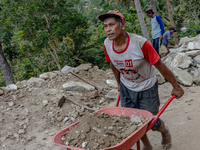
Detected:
[104,32,160,92]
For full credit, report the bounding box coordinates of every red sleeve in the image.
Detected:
[141,41,160,65]
[104,44,111,61]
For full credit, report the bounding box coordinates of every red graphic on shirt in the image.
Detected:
[125,59,133,67]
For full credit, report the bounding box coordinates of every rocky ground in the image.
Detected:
[0,63,200,150]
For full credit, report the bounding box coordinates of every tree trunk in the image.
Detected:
[166,0,179,45]
[0,43,14,86]
[134,0,150,42]
[150,0,157,14]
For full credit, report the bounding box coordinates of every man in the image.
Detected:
[160,27,176,58]
[196,29,200,35]
[98,10,184,150]
[146,8,164,55]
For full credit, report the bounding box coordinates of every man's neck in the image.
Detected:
[113,31,128,52]
[114,32,127,46]
[152,14,155,17]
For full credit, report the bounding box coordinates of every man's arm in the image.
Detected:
[156,15,165,40]
[168,39,175,46]
[110,62,120,91]
[154,59,184,98]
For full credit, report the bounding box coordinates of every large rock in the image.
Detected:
[169,45,188,54]
[39,72,57,80]
[61,65,72,73]
[7,84,18,91]
[186,50,200,58]
[170,53,193,69]
[0,89,3,96]
[63,81,95,92]
[106,80,118,88]
[28,77,45,85]
[0,87,10,93]
[106,89,118,100]
[193,55,200,65]
[193,68,200,85]
[76,64,93,71]
[172,68,193,86]
[187,42,200,50]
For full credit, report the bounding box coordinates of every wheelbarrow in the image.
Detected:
[52,93,176,150]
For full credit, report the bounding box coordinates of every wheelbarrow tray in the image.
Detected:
[52,107,154,150]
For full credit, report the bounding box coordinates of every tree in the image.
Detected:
[166,0,178,45]
[9,0,89,71]
[150,0,157,14]
[134,0,150,41]
[0,43,14,86]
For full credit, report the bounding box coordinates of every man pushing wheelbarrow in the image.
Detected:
[98,10,184,150]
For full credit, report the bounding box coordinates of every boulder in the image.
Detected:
[63,81,95,92]
[172,68,193,86]
[193,68,200,85]
[28,77,45,85]
[106,80,118,88]
[39,72,57,80]
[61,65,72,73]
[7,84,18,91]
[106,89,118,100]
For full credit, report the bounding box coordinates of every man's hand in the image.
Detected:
[171,85,184,99]
[159,35,163,40]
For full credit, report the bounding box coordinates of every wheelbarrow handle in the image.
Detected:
[115,92,120,107]
[145,95,176,132]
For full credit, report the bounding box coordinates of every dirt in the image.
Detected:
[0,64,200,150]
[62,112,146,150]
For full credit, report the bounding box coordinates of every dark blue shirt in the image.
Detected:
[161,30,171,46]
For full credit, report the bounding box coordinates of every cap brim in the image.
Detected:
[98,13,120,22]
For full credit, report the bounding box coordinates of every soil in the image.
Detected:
[0,64,200,150]
[62,112,146,150]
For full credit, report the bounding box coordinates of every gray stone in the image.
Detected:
[63,81,95,92]
[42,100,48,106]
[180,27,187,32]
[18,129,25,135]
[61,65,72,73]
[106,89,118,100]
[15,81,23,89]
[193,55,200,65]
[193,69,200,85]
[7,84,17,91]
[28,77,44,85]
[76,63,93,71]
[106,79,118,88]
[187,42,200,50]
[0,87,10,93]
[0,89,3,96]
[8,102,14,107]
[170,53,192,69]
[172,68,193,86]
[186,50,200,58]
[39,72,57,80]
[131,114,142,124]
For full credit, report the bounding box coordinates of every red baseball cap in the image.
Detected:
[98,10,126,22]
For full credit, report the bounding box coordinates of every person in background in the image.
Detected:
[196,29,200,35]
[98,10,184,150]
[146,8,165,55]
[160,27,176,58]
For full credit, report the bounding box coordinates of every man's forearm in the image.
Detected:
[110,62,120,85]
[168,39,175,46]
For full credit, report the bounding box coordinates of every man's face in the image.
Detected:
[147,13,152,18]
[103,17,124,40]
[170,30,175,34]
